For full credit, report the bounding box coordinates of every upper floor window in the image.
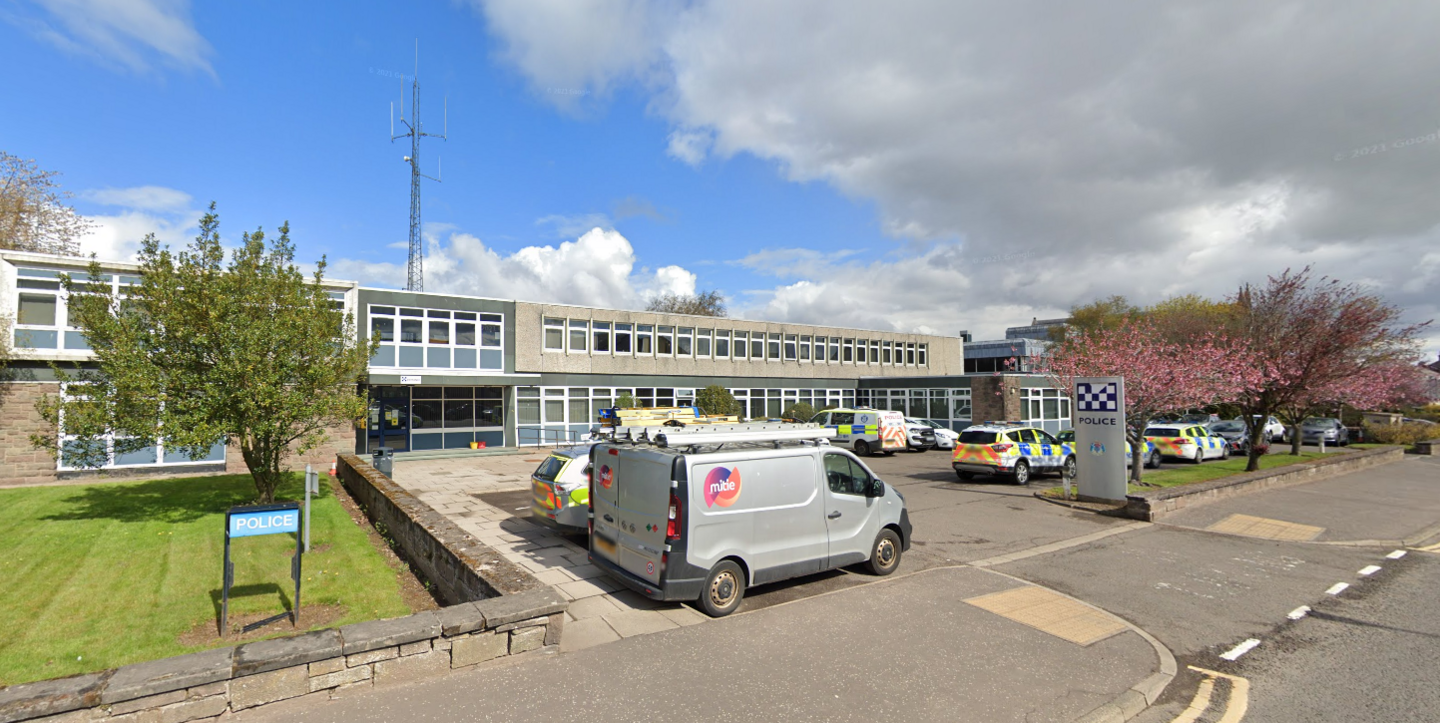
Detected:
[369,305,503,371]
[677,327,694,356]
[799,335,811,361]
[543,317,564,350]
[636,324,654,354]
[715,330,731,358]
[750,333,764,360]
[615,323,632,354]
[696,329,712,357]
[784,334,797,361]
[843,338,854,363]
[657,325,674,355]
[829,337,840,362]
[569,320,588,352]
[883,341,892,364]
[593,321,611,353]
[733,331,748,359]
[906,342,916,365]
[918,343,928,366]
[869,340,880,363]
[856,339,868,363]
[768,333,781,360]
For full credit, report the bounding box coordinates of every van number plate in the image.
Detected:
[594,535,617,557]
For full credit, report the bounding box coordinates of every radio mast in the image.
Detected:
[391,40,446,292]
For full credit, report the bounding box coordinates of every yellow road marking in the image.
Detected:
[1207,513,1324,542]
[1186,665,1251,723]
[1169,676,1214,723]
[964,586,1127,646]
[1415,541,1440,553]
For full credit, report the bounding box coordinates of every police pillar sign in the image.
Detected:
[1073,377,1127,502]
[222,502,303,635]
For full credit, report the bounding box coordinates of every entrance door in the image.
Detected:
[367,386,411,452]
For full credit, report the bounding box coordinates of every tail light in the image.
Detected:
[991,443,1013,453]
[588,467,595,535]
[666,491,682,542]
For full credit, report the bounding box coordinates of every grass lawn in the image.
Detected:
[0,472,416,686]
[1041,449,1364,499]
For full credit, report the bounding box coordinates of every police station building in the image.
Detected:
[1,251,1069,485]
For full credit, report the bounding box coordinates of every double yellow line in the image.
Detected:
[1171,666,1249,723]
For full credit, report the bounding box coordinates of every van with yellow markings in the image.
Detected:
[811,407,908,456]
[530,444,598,533]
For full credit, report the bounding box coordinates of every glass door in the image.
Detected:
[367,386,412,452]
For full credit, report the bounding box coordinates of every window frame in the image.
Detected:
[543,317,564,351]
[568,319,588,353]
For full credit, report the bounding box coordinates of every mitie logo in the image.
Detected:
[599,464,613,490]
[703,466,742,508]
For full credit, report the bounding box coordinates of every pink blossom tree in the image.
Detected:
[1228,268,1428,469]
[1279,362,1433,453]
[1041,318,1261,483]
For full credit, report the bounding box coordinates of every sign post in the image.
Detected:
[221,502,303,636]
[1073,377,1127,502]
[303,465,316,553]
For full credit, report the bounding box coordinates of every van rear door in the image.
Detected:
[590,445,671,585]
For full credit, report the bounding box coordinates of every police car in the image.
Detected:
[1055,430,1163,469]
[951,422,1074,485]
[1143,424,1229,463]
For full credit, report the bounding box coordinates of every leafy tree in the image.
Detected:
[782,401,816,422]
[646,290,727,317]
[1050,296,1138,343]
[1042,318,1260,483]
[0,152,93,256]
[31,206,375,503]
[615,391,638,408]
[1227,268,1427,469]
[695,385,741,416]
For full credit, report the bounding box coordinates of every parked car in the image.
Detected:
[589,430,911,617]
[1055,429,1162,468]
[1178,413,1220,425]
[904,417,951,450]
[1144,424,1230,463]
[1300,417,1350,446]
[1205,420,1251,453]
[1237,415,1287,442]
[530,443,599,533]
[953,423,1076,484]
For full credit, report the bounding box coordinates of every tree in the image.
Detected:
[645,290,726,317]
[695,385,741,416]
[1,152,93,256]
[782,401,816,422]
[31,206,375,503]
[1227,268,1427,470]
[1050,296,1138,343]
[615,392,638,409]
[1042,318,1261,482]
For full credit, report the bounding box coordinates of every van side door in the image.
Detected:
[821,451,881,568]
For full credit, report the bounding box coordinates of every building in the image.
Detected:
[1,251,1075,486]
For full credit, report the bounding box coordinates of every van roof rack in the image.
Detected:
[606,423,837,448]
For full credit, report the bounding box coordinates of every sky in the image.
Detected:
[2,0,1438,358]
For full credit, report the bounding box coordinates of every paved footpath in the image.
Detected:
[246,566,1162,723]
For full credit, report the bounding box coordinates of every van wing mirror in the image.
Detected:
[866,478,885,498]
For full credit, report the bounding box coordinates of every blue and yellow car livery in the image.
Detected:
[952,423,1075,485]
[1143,425,1228,463]
[1056,430,1161,469]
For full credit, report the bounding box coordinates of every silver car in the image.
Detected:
[1300,418,1349,446]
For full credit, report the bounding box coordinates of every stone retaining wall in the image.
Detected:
[1415,439,1439,456]
[1125,446,1405,521]
[334,453,541,603]
[0,590,567,723]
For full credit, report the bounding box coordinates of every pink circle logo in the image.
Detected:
[599,465,613,489]
[703,467,742,508]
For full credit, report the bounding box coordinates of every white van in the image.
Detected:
[811,407,908,456]
[588,425,913,617]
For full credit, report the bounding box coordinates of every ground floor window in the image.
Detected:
[367,385,505,453]
[1021,387,1070,434]
[855,388,972,430]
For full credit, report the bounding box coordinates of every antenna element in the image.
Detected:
[389,40,448,292]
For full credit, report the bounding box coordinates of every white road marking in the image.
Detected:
[1386,550,1407,559]
[1326,582,1349,595]
[1287,605,1311,620]
[1358,565,1382,576]
[1219,638,1261,661]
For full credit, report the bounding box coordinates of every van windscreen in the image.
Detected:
[959,430,997,444]
[533,455,568,482]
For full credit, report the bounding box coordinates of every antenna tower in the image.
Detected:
[391,40,447,292]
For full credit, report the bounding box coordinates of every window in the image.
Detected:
[919,343,928,366]
[799,335,811,361]
[677,327,693,356]
[870,340,880,364]
[657,325,674,355]
[428,320,449,345]
[400,316,423,344]
[636,324,653,354]
[785,334,797,360]
[751,334,764,360]
[569,388,590,425]
[715,331,731,358]
[843,339,854,363]
[768,333,781,360]
[883,341,892,364]
[569,320,588,352]
[906,342,916,365]
[544,317,563,350]
[368,305,505,371]
[930,389,947,420]
[593,322,611,353]
[615,323,632,354]
[18,294,57,326]
[481,315,502,348]
[827,337,839,362]
[371,317,394,342]
[733,332,748,359]
[517,387,541,425]
[696,329,712,357]
[856,339,867,364]
[455,323,476,346]
[951,390,972,420]
[823,453,870,496]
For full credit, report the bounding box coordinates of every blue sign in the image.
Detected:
[229,508,300,538]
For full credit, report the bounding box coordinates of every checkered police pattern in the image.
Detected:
[1076,382,1118,412]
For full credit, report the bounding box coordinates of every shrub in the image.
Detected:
[1363,422,1438,446]
[782,402,816,422]
[695,385,741,416]
[615,392,637,409]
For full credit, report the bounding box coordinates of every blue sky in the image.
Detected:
[3,1,1439,356]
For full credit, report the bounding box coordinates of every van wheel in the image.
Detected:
[1012,460,1031,485]
[699,561,746,617]
[854,440,871,456]
[1062,455,1077,480]
[866,529,903,576]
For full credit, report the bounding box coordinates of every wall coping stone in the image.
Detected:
[474,587,567,628]
[339,612,440,655]
[0,671,109,723]
[233,629,343,678]
[434,603,486,637]
[99,647,232,704]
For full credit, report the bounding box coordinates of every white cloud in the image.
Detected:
[7,0,215,76]
[535,212,613,239]
[666,128,712,166]
[82,185,194,213]
[332,226,696,310]
[75,185,202,261]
